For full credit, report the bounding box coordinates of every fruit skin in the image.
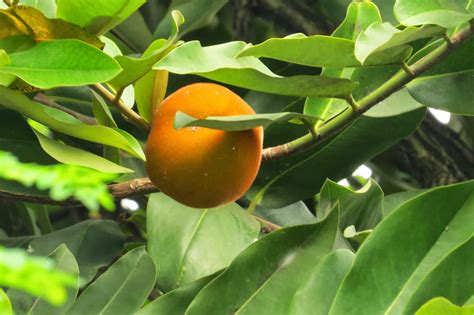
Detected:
[145,83,263,208]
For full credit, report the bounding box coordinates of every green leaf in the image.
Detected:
[109,11,182,89]
[67,247,156,315]
[31,126,133,174]
[289,249,355,315]
[0,86,145,160]
[0,40,121,89]
[394,0,473,28]
[254,201,316,227]
[146,193,260,292]
[355,22,444,64]
[173,111,320,131]
[238,34,410,68]
[0,246,76,306]
[154,41,358,99]
[342,225,372,245]
[135,69,168,123]
[329,180,474,314]
[250,107,425,208]
[135,272,219,315]
[8,244,79,315]
[0,220,126,284]
[0,289,12,315]
[56,0,146,35]
[185,207,339,314]
[154,0,227,39]
[407,70,474,115]
[318,179,384,231]
[415,297,474,315]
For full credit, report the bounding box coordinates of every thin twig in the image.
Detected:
[252,215,282,232]
[89,84,150,130]
[34,93,97,125]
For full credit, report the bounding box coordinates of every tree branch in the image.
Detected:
[261,24,474,161]
[34,93,97,125]
[89,84,150,130]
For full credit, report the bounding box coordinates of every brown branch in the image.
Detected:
[0,178,158,207]
[89,84,150,130]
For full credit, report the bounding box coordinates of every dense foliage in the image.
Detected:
[0,0,473,314]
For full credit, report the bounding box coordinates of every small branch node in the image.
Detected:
[402,62,416,76]
[346,95,361,112]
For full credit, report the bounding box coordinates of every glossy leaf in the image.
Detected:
[289,249,355,315]
[407,70,474,115]
[250,107,425,208]
[254,201,316,227]
[0,40,121,89]
[0,86,145,160]
[415,297,474,315]
[174,111,320,131]
[329,180,474,314]
[135,69,168,122]
[154,41,358,99]
[355,22,443,63]
[383,189,427,216]
[8,244,79,315]
[318,179,384,231]
[56,0,146,35]
[67,247,156,315]
[147,193,260,292]
[31,127,132,174]
[394,0,473,28]
[0,289,12,315]
[0,6,103,47]
[136,273,219,315]
[0,49,9,67]
[154,0,227,39]
[239,34,410,68]
[186,207,339,314]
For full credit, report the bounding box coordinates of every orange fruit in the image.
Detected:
[145,83,263,208]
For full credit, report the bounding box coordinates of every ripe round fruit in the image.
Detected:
[145,83,263,208]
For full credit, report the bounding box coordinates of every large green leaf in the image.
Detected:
[289,249,355,315]
[394,0,473,28]
[8,244,79,315]
[0,50,9,67]
[1,220,125,284]
[56,0,146,35]
[0,40,121,89]
[329,180,474,315]
[355,23,444,64]
[250,107,425,208]
[185,207,339,314]
[383,189,427,216]
[238,34,410,68]
[174,111,320,131]
[67,247,155,315]
[135,272,219,315]
[407,70,474,116]
[415,297,474,315]
[146,193,260,292]
[154,41,358,99]
[154,0,227,39]
[318,179,384,231]
[17,0,56,18]
[0,86,145,160]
